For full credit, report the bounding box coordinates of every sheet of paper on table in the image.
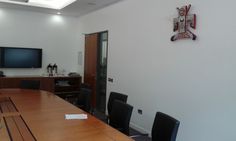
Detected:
[65,114,88,120]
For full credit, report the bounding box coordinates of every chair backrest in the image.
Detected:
[80,83,91,89]
[20,80,40,90]
[108,92,128,115]
[109,100,133,135]
[152,112,180,141]
[76,88,91,112]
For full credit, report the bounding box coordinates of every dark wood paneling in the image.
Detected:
[84,33,98,107]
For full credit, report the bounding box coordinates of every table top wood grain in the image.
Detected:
[0,89,133,141]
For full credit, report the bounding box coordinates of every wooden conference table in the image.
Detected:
[0,89,133,141]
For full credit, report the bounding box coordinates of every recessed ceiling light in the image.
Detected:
[9,0,28,2]
[0,0,77,9]
[57,12,61,15]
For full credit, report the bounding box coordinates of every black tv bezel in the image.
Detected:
[0,47,42,68]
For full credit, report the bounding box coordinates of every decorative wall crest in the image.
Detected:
[171,4,197,41]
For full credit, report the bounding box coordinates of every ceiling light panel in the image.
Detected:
[0,0,77,9]
[9,0,28,2]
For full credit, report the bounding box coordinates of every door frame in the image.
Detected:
[84,30,108,110]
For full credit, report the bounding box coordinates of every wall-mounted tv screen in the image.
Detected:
[0,47,42,68]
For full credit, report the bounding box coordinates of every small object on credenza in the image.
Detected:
[0,71,5,77]
[68,72,80,77]
[52,64,58,74]
[47,64,53,76]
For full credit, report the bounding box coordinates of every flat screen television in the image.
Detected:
[0,47,42,68]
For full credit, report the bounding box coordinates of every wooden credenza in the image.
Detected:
[0,76,81,94]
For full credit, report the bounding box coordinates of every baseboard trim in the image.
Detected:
[130,122,151,137]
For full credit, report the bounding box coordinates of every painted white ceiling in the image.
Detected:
[0,0,123,17]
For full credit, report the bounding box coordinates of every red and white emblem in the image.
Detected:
[171,4,197,41]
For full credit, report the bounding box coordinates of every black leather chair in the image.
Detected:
[75,87,92,113]
[80,83,91,89]
[152,112,180,141]
[131,112,180,141]
[109,100,133,135]
[91,91,128,121]
[20,80,40,90]
[64,83,91,104]
[107,92,128,116]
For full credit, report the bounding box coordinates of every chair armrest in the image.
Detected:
[105,115,109,123]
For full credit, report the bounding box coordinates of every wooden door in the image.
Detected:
[84,33,98,108]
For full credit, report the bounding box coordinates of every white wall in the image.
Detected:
[78,0,236,141]
[0,8,83,76]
